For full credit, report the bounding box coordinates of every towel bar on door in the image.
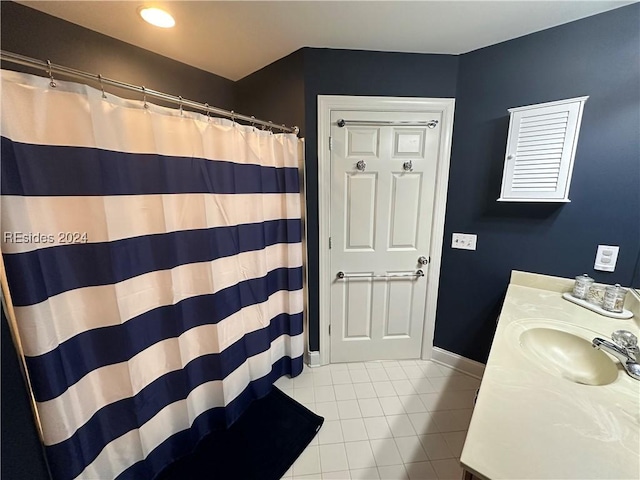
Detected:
[336,270,424,279]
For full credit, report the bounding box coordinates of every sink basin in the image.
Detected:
[519,328,619,386]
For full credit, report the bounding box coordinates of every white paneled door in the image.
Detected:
[330,110,441,362]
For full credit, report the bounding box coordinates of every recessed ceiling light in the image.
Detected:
[139,7,175,28]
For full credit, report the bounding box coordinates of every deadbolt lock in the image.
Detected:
[418,256,429,266]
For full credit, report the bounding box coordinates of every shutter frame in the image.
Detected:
[498,96,588,202]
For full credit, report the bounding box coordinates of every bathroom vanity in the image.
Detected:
[461,271,640,480]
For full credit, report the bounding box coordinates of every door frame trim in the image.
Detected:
[317,95,455,365]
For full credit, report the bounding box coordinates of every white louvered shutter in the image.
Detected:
[499,96,588,202]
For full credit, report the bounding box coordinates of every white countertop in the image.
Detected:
[461,271,640,480]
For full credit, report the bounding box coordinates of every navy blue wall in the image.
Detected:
[235,50,306,137]
[436,4,640,362]
[304,48,460,350]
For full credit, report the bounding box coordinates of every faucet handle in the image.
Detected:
[612,330,638,349]
[612,330,638,361]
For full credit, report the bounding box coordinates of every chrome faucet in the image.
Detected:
[592,330,640,381]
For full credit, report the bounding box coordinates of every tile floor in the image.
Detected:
[275,360,481,480]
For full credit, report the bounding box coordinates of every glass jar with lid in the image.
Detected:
[572,274,594,300]
[603,284,627,313]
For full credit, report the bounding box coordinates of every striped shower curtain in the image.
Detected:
[0,69,304,479]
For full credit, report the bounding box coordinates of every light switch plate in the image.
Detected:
[452,233,477,250]
[594,245,619,272]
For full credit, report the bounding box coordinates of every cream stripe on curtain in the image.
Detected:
[0,69,305,480]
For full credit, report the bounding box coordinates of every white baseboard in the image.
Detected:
[307,351,321,367]
[431,347,485,379]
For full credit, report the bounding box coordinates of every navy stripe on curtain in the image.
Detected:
[1,138,300,196]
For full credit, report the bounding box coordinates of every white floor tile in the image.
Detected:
[358,398,384,418]
[330,363,349,371]
[430,409,472,432]
[404,461,437,480]
[401,366,425,379]
[293,474,322,480]
[418,393,445,412]
[369,438,403,466]
[419,362,445,378]
[363,416,393,439]
[322,470,351,479]
[379,396,405,416]
[333,370,354,385]
[319,420,344,445]
[372,381,397,397]
[316,402,340,421]
[385,367,408,380]
[344,440,376,469]
[319,443,349,473]
[397,360,418,367]
[394,436,429,464]
[294,387,315,403]
[341,418,369,442]
[381,361,401,368]
[430,458,463,480]
[335,384,357,401]
[397,395,426,414]
[378,464,409,480]
[365,362,385,370]
[354,383,377,399]
[409,378,435,395]
[385,414,416,437]
[439,390,476,410]
[315,385,337,403]
[337,400,362,419]
[294,373,316,389]
[368,369,390,382]
[424,377,449,392]
[350,369,372,383]
[293,445,321,476]
[407,412,439,435]
[418,434,454,460]
[441,431,466,458]
[314,371,334,387]
[350,467,380,480]
[391,380,416,396]
[348,362,367,370]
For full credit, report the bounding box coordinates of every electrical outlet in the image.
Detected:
[452,233,477,250]
[594,245,619,272]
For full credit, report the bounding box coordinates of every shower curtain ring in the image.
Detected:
[250,116,256,131]
[179,96,184,116]
[142,86,149,109]
[204,103,210,122]
[46,60,56,88]
[230,110,236,126]
[98,74,107,99]
[268,121,274,133]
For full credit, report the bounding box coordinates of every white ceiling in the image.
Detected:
[19,1,635,81]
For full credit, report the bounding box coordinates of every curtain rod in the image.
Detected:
[0,50,299,135]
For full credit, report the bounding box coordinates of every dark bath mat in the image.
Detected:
[156,387,324,480]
